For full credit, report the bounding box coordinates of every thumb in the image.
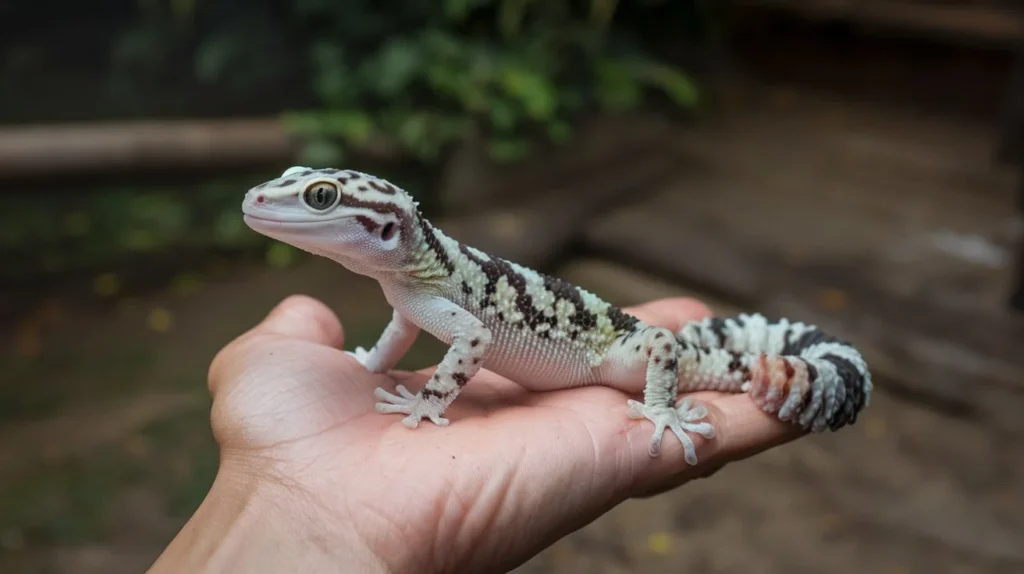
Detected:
[208,295,344,395]
[248,294,346,348]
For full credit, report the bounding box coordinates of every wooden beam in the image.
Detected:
[0,118,401,185]
[734,0,1023,47]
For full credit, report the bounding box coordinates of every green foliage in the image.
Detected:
[0,176,272,286]
[112,0,704,165]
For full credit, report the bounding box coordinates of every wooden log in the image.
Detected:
[0,118,401,185]
[733,0,1024,47]
[0,119,294,182]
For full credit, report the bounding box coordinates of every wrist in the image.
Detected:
[149,455,386,573]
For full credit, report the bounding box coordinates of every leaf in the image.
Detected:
[547,119,572,143]
[443,0,473,21]
[320,110,375,144]
[594,58,642,110]
[368,38,422,97]
[498,0,531,38]
[489,99,518,131]
[488,137,531,162]
[498,64,556,120]
[627,59,699,107]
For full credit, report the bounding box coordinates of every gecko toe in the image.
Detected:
[628,398,716,464]
[345,346,373,367]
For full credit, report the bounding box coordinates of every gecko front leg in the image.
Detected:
[374,297,492,428]
[347,309,420,373]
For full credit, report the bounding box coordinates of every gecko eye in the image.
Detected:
[302,181,339,211]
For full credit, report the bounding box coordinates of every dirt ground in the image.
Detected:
[2,60,1023,573]
[1,250,1022,573]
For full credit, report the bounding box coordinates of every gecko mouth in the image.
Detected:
[243,213,348,225]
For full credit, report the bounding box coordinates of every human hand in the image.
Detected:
[151,295,800,574]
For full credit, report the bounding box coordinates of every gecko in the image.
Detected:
[241,166,872,464]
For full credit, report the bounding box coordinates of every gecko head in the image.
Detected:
[242,166,419,270]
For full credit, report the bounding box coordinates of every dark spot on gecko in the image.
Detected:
[819,353,867,429]
[418,217,455,275]
[472,358,480,364]
[470,338,480,347]
[654,357,661,364]
[461,282,472,295]
[300,170,313,176]
[663,343,673,353]
[278,179,297,187]
[608,307,640,333]
[783,358,796,379]
[452,372,469,387]
[664,358,678,372]
[654,333,664,339]
[781,327,847,355]
[358,185,369,192]
[456,243,638,340]
[421,388,449,400]
[727,352,743,372]
[705,317,731,348]
[355,215,379,233]
[457,359,463,365]
[368,180,397,195]
[450,311,457,316]
[634,345,641,352]
[336,195,414,239]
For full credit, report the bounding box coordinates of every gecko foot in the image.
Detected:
[344,346,372,367]
[627,397,716,464]
[374,385,450,428]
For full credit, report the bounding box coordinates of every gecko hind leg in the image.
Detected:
[627,397,715,464]
[614,326,716,464]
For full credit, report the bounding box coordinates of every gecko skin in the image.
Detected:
[241,166,872,464]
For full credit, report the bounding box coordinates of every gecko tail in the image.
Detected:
[677,313,872,433]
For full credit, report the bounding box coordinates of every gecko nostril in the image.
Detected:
[256,194,266,203]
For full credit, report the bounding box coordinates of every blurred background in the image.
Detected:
[1,0,1023,572]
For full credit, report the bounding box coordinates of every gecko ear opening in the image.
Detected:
[381,222,397,241]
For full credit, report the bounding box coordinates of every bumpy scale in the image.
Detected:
[242,166,873,464]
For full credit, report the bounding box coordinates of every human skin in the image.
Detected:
[149,295,801,574]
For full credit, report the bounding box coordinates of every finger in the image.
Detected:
[247,294,345,348]
[208,295,344,394]
[625,297,713,331]
[617,298,803,494]
[627,392,802,497]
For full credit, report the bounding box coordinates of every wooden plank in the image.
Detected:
[734,0,1023,46]
[0,118,400,184]
[581,93,1024,435]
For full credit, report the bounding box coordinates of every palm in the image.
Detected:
[207,295,798,573]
